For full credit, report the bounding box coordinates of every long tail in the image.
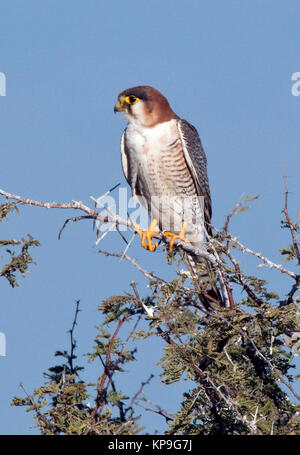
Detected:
[181,249,222,308]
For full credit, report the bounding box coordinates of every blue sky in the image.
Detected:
[0,1,299,434]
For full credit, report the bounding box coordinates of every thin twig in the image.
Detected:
[127,374,154,416]
[283,173,300,265]
[136,394,173,423]
[222,197,244,234]
[0,188,229,272]
[221,235,296,279]
[215,312,300,402]
[98,248,168,284]
[19,382,60,434]
[68,300,80,375]
[97,314,143,422]
[91,317,126,420]
[281,276,300,306]
[220,243,264,306]
[120,232,136,261]
[130,281,155,317]
[58,216,94,240]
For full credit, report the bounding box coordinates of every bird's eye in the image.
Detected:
[125,95,138,105]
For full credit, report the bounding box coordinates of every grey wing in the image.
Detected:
[177,119,212,235]
[120,130,151,206]
[120,130,138,196]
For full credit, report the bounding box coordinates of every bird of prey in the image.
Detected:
[114,85,219,301]
[114,85,212,256]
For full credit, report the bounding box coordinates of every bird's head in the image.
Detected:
[114,85,178,127]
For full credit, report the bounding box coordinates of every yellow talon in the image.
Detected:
[132,219,159,252]
[164,222,191,252]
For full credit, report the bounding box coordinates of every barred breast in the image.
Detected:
[125,119,205,244]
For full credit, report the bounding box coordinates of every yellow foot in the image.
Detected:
[164,222,191,251]
[132,219,159,252]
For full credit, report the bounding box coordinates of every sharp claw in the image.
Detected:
[132,219,159,252]
[164,222,190,251]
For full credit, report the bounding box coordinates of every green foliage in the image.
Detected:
[280,213,300,263]
[6,195,300,435]
[0,203,40,287]
[12,301,143,435]
[0,202,20,221]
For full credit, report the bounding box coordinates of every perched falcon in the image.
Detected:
[114,85,212,253]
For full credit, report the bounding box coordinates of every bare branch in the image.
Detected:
[281,276,300,306]
[68,300,81,375]
[127,374,154,416]
[91,316,126,420]
[283,173,300,265]
[216,235,297,280]
[98,248,167,284]
[0,188,219,267]
[136,393,173,423]
[218,241,264,306]
[222,195,259,235]
[58,215,94,240]
[222,197,244,234]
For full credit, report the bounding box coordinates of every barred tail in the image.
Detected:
[181,250,221,307]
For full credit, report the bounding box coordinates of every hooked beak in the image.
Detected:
[114,99,124,113]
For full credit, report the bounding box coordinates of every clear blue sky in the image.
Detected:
[0,0,299,434]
